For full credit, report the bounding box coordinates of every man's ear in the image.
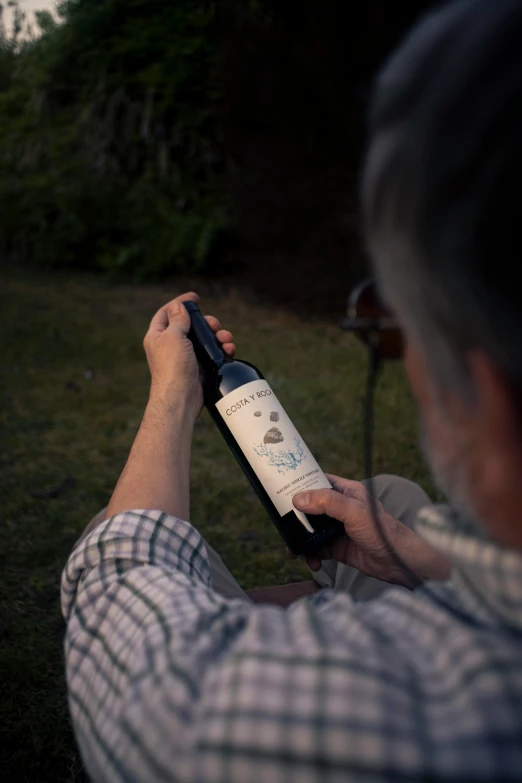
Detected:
[467,352,522,548]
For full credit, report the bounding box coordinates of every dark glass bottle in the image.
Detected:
[184,301,344,556]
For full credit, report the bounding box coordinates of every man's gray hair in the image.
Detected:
[363,0,522,398]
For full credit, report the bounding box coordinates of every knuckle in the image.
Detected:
[353,483,369,503]
[328,490,351,521]
[316,488,338,513]
[312,488,329,505]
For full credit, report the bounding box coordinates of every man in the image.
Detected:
[62,0,522,780]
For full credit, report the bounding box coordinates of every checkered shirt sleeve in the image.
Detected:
[61,510,522,782]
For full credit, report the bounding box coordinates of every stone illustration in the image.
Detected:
[263,427,284,444]
[270,411,279,422]
[254,411,262,417]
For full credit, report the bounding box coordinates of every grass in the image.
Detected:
[0,265,436,781]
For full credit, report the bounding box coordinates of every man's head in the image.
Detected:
[363,0,522,549]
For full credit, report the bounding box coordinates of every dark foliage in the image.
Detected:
[0,0,227,279]
[0,0,436,299]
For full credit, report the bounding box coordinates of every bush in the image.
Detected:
[0,0,229,278]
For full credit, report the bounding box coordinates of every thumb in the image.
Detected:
[293,487,352,523]
[167,300,191,335]
[293,488,368,539]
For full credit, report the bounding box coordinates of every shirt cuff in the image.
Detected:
[61,510,211,622]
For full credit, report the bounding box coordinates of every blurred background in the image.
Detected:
[1,1,438,780]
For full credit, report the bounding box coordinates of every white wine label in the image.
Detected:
[215,380,331,531]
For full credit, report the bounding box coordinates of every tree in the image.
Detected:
[0,0,228,277]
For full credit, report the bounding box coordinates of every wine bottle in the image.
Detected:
[184,301,344,556]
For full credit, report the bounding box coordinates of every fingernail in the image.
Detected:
[294,493,310,509]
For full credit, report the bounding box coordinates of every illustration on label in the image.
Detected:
[253,436,306,474]
[215,380,331,529]
[263,427,284,443]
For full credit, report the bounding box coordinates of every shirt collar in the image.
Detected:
[416,504,522,631]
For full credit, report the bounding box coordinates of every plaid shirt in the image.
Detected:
[62,506,522,782]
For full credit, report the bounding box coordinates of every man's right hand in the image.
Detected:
[293,475,450,588]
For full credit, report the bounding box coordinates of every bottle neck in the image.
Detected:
[198,344,226,372]
[184,301,226,370]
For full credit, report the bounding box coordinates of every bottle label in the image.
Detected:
[215,380,331,531]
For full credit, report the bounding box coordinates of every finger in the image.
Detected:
[293,487,358,526]
[166,299,191,336]
[148,292,199,337]
[168,292,199,327]
[305,555,323,572]
[206,318,236,351]
[215,329,234,345]
[204,315,222,333]
[325,474,367,501]
[176,291,200,304]
[204,317,236,356]
[167,293,199,327]
[222,342,236,357]
[325,473,348,488]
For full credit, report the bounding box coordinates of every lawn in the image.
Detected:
[0,266,436,781]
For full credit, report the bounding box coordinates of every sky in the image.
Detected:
[3,0,57,33]
[14,0,55,13]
